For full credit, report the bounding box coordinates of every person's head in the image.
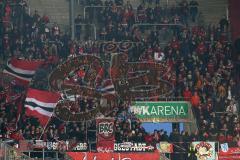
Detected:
[225,116,231,122]
[210,122,215,128]
[194,91,198,96]
[26,130,31,135]
[230,99,234,105]
[35,127,40,134]
[131,130,135,136]
[233,116,238,123]
[18,129,23,134]
[194,130,199,135]
[181,131,185,135]
[138,132,142,137]
[31,125,35,131]
[223,123,228,129]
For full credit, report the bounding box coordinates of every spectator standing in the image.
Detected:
[183,86,192,101]
[75,15,84,40]
[191,91,201,120]
[219,16,228,32]
[226,99,238,115]
[189,0,198,22]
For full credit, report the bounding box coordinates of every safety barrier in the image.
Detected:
[83,5,124,20]
[74,23,97,40]
[0,140,32,160]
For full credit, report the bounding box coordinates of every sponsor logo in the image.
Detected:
[195,142,214,160]
[221,143,229,153]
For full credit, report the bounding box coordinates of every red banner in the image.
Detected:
[67,151,160,160]
[219,147,240,160]
[219,155,240,160]
[96,118,115,152]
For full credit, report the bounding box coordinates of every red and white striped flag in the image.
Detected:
[101,79,116,97]
[3,58,44,85]
[24,88,60,126]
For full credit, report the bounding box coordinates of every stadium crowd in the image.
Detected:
[0,0,239,159]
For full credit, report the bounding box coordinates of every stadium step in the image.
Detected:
[27,0,228,35]
[28,0,70,29]
[127,0,228,26]
[198,0,228,25]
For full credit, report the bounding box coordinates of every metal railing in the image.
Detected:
[132,23,185,28]
[87,129,97,150]
[2,20,13,29]
[0,140,32,160]
[83,5,124,20]
[75,23,97,40]
[159,153,171,160]
[23,150,64,160]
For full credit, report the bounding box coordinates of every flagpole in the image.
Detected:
[85,120,87,144]
[38,114,53,140]
[38,92,60,140]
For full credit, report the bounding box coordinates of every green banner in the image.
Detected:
[130,101,190,122]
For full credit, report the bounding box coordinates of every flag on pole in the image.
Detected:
[3,58,44,85]
[100,79,116,97]
[24,88,60,126]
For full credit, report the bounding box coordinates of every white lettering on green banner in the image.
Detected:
[130,101,190,122]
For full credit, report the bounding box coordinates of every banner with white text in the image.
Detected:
[96,118,115,152]
[130,101,190,122]
[114,142,154,152]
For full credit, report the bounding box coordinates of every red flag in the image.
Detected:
[3,58,44,86]
[24,88,60,126]
[96,118,115,152]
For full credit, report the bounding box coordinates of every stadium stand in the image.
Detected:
[0,0,239,159]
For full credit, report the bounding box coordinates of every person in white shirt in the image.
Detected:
[226,99,237,115]
[154,51,164,62]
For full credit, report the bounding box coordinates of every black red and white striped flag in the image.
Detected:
[3,58,44,85]
[24,88,60,126]
[101,79,116,98]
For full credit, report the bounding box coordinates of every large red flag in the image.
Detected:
[24,88,60,126]
[3,58,44,86]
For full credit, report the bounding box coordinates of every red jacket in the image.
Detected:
[218,135,226,143]
[144,134,153,144]
[191,95,200,107]
[183,90,192,101]
[171,40,180,50]
[196,43,206,54]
